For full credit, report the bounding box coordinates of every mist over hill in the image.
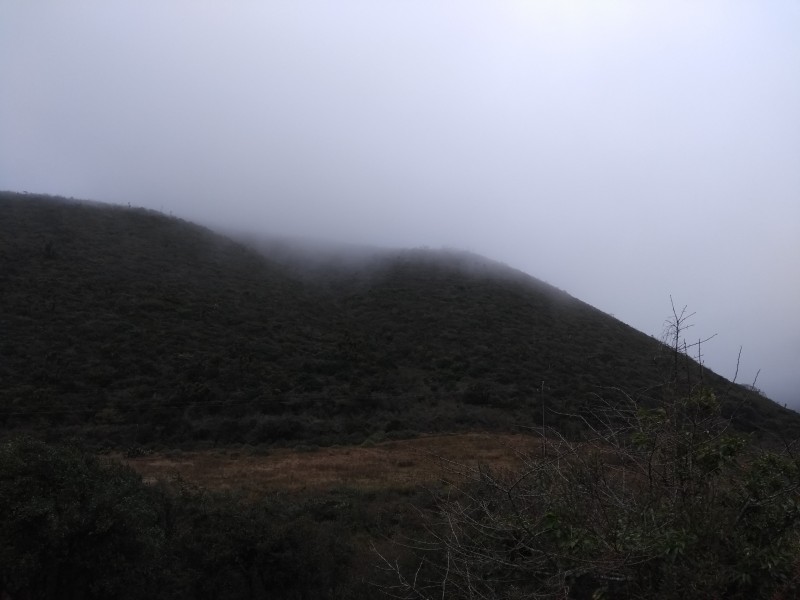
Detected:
[2,192,797,448]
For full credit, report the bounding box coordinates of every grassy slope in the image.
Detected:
[1,191,797,447]
[123,432,542,496]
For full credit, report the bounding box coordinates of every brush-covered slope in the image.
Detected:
[258,243,797,436]
[1,193,340,444]
[1,192,797,447]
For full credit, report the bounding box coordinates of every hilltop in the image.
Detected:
[1,191,797,447]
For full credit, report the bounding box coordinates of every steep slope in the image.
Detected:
[2,192,797,447]
[0,193,343,444]
[258,243,796,437]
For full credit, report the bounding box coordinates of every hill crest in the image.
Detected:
[2,191,797,447]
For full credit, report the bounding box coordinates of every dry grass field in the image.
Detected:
[122,432,543,496]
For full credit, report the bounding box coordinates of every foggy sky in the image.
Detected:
[1,1,798,405]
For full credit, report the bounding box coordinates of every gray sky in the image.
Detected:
[2,1,798,405]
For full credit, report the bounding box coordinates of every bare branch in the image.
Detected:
[751,368,761,389]
[732,346,743,384]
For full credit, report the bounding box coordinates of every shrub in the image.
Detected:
[0,438,365,599]
[377,388,800,599]
[0,438,165,599]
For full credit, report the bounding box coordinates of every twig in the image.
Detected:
[732,346,742,384]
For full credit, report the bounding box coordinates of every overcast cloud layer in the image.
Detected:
[1,1,798,405]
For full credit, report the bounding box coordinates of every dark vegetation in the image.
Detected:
[0,436,417,599]
[2,192,796,449]
[3,192,800,599]
[379,387,800,599]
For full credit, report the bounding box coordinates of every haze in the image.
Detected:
[1,1,798,406]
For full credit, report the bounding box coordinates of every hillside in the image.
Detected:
[1,191,797,447]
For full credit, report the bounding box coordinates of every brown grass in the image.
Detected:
[121,433,542,495]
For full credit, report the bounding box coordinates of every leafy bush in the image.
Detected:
[0,438,368,599]
[377,388,800,599]
[0,438,165,599]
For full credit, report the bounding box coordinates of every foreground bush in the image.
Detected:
[0,438,360,600]
[377,388,800,599]
[0,439,165,599]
